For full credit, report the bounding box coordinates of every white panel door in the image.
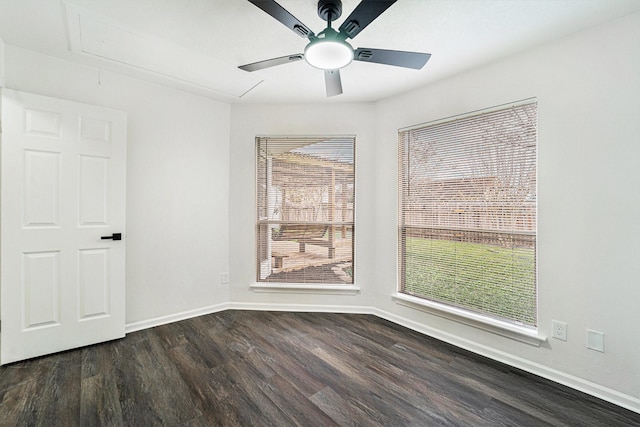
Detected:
[1,89,127,364]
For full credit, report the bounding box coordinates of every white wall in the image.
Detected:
[373,11,640,405]
[3,46,231,325]
[229,103,377,309]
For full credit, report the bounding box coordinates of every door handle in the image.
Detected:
[101,233,122,241]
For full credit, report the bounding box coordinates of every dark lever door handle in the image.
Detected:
[101,233,122,241]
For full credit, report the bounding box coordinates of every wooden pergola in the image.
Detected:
[270,151,354,259]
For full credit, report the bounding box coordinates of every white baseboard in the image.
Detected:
[124,302,640,414]
[125,302,231,333]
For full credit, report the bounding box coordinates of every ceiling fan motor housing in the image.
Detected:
[318,0,342,22]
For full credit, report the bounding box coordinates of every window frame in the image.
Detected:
[397,99,538,330]
[253,135,357,290]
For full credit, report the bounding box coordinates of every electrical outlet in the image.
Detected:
[552,320,567,341]
[221,272,230,284]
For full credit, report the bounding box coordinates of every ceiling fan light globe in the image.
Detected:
[304,40,353,70]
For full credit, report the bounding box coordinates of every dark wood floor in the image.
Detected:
[1,311,639,426]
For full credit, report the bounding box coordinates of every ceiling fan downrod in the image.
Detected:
[317,0,343,28]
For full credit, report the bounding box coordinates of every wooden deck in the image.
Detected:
[269,237,353,283]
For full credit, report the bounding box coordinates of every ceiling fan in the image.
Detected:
[239,0,431,97]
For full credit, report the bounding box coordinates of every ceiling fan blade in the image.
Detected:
[239,54,304,72]
[248,0,315,39]
[354,48,431,69]
[325,69,343,97]
[338,0,397,39]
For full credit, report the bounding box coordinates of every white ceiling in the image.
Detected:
[1,0,639,104]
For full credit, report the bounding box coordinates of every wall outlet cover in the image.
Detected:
[552,320,567,341]
[586,329,604,352]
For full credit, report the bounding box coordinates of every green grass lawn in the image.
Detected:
[403,237,536,326]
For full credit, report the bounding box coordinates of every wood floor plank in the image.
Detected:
[32,351,82,426]
[167,343,239,426]
[127,331,202,425]
[309,386,375,427]
[1,310,639,426]
[310,347,421,426]
[0,378,40,426]
[80,373,123,426]
[289,314,492,425]
[224,359,296,426]
[0,356,55,400]
[207,363,275,426]
[81,340,116,379]
[259,373,341,427]
[234,314,335,397]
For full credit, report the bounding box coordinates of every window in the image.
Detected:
[256,136,355,284]
[398,100,537,327]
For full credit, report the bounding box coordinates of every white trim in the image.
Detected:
[250,282,360,295]
[124,303,230,333]
[62,2,83,53]
[227,302,374,314]
[392,293,545,347]
[399,97,537,132]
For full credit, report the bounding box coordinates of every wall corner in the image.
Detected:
[0,37,5,88]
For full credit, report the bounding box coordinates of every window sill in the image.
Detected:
[251,283,361,295]
[392,293,546,347]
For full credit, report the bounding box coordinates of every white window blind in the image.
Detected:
[398,100,537,327]
[256,136,355,284]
